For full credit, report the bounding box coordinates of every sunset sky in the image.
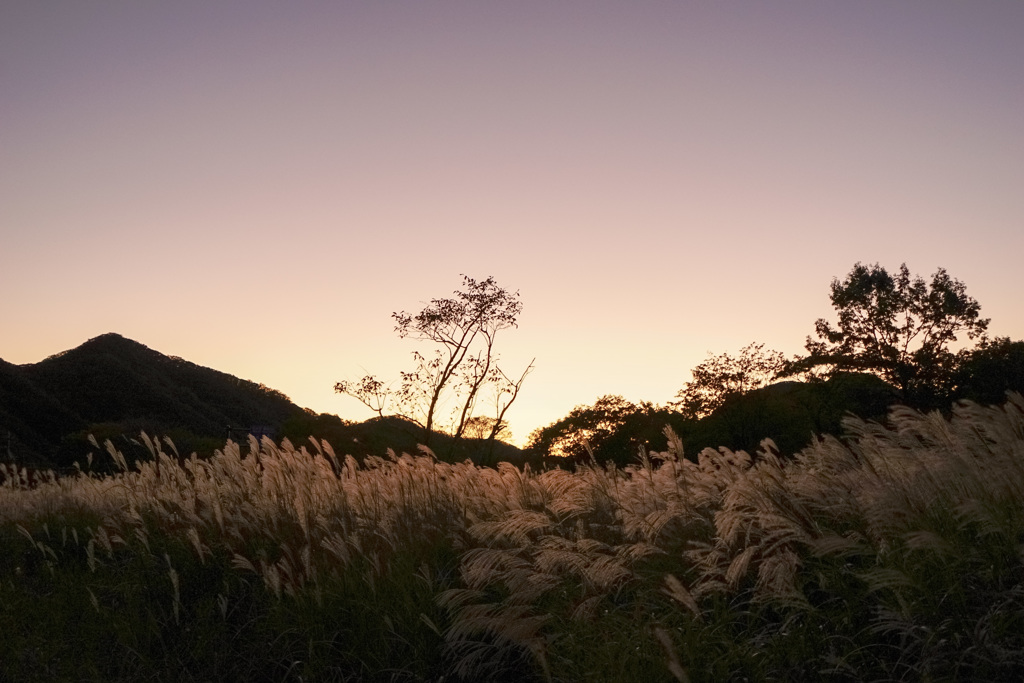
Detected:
[3,2,1023,445]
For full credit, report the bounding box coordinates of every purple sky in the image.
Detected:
[3,2,1023,444]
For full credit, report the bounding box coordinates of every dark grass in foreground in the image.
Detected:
[3,395,1024,681]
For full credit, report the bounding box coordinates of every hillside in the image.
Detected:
[0,357,87,462]
[26,333,305,431]
[0,333,529,469]
[0,334,310,467]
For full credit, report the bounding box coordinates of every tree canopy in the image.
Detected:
[671,343,787,419]
[791,262,989,403]
[526,395,682,466]
[951,337,1024,406]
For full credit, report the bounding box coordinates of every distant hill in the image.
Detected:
[0,356,87,462]
[0,334,307,467]
[25,333,304,432]
[684,372,900,457]
[0,333,529,470]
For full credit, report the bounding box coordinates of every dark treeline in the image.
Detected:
[528,373,897,467]
[2,263,1022,474]
[528,263,1024,467]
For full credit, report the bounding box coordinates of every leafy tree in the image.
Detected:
[791,262,989,404]
[670,343,787,419]
[590,404,690,467]
[951,337,1024,406]
[526,395,685,466]
[335,275,533,446]
[461,415,509,441]
[527,395,640,461]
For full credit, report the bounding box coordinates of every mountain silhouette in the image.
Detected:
[0,333,307,467]
[0,333,529,470]
[26,333,303,429]
[0,356,87,462]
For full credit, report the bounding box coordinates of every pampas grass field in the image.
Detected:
[3,395,1024,681]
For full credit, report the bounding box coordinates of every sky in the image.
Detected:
[3,1,1023,445]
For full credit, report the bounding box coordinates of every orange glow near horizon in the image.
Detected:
[2,2,1023,445]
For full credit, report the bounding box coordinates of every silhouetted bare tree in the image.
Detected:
[336,276,532,445]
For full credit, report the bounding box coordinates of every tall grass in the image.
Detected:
[2,395,1024,681]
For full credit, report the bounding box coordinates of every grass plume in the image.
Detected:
[2,395,1024,681]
